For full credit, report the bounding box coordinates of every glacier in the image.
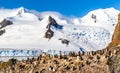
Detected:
[0,49,77,61]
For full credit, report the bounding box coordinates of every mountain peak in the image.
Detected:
[104,7,117,11]
[48,16,63,29]
[16,7,25,16]
[0,7,119,51]
[48,16,58,27]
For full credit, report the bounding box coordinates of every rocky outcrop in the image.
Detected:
[106,13,120,73]
[44,16,55,39]
[0,29,5,35]
[0,19,13,36]
[59,38,70,45]
[45,16,63,40]
[46,16,63,29]
[0,19,13,29]
[112,13,120,42]
[47,16,58,28]
[106,46,120,73]
[45,27,54,39]
[91,14,97,23]
[108,13,120,48]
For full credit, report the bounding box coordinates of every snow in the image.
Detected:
[80,7,119,34]
[0,7,119,57]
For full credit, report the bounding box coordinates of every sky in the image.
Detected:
[0,0,120,17]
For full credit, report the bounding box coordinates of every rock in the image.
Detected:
[47,16,63,29]
[91,14,96,19]
[0,29,5,35]
[48,16,58,28]
[112,14,120,45]
[58,38,70,45]
[91,14,97,23]
[35,71,39,73]
[44,16,63,40]
[107,28,120,73]
[44,28,54,39]
[0,19,13,29]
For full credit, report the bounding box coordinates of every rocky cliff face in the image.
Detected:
[108,13,120,48]
[112,13,120,42]
[107,13,120,73]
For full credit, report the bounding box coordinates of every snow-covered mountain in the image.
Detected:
[0,7,119,53]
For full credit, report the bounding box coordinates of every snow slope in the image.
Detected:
[0,7,119,53]
[80,7,119,34]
